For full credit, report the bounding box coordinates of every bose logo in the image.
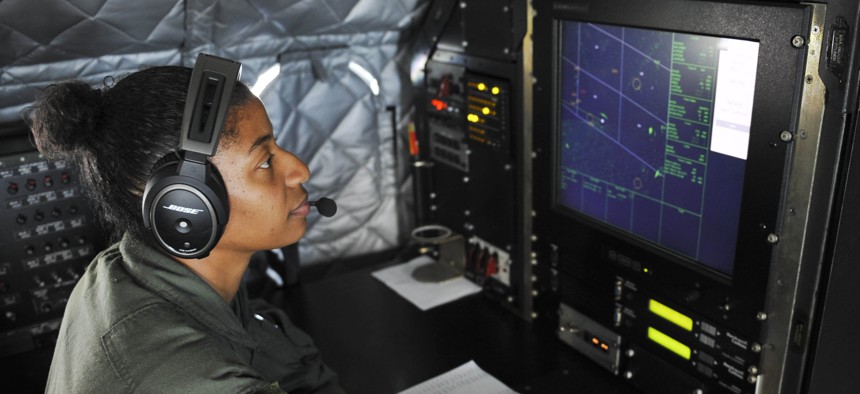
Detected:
[162,204,204,215]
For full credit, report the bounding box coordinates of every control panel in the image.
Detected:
[0,150,104,357]
[421,57,525,312]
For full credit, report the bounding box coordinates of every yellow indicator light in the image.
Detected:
[648,327,691,360]
[482,107,491,115]
[591,337,599,345]
[649,299,693,331]
[491,86,500,95]
[477,82,486,91]
[467,114,480,122]
[643,267,649,273]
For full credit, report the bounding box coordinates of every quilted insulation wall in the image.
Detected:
[0,0,429,264]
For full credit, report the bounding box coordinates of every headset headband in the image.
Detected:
[179,53,242,159]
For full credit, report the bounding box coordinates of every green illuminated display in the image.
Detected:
[648,327,691,360]
[649,299,693,331]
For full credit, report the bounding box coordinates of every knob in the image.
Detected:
[51,208,62,218]
[43,175,53,187]
[34,211,44,221]
[6,182,18,194]
[15,214,26,225]
[25,178,37,191]
[61,172,71,184]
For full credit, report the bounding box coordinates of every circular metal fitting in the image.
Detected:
[766,233,779,245]
[791,35,805,48]
[756,311,768,321]
[779,130,793,142]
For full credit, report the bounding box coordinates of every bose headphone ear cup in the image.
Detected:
[141,53,241,259]
[142,155,230,258]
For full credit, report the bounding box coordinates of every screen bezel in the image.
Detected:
[534,0,809,334]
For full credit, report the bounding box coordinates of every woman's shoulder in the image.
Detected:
[65,242,177,331]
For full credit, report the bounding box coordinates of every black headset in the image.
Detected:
[142,53,242,258]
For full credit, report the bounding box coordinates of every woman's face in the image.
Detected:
[210,97,311,254]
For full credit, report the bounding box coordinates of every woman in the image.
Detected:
[26,61,343,393]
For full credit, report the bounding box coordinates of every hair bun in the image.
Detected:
[27,81,105,159]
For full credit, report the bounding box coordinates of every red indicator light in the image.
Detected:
[430,99,448,111]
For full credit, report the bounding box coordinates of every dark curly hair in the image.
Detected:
[24,65,253,242]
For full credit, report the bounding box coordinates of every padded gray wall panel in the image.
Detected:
[0,0,185,122]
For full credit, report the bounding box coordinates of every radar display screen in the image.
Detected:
[557,21,759,276]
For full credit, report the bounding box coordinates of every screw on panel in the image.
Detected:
[463,176,470,183]
[752,343,762,353]
[779,130,793,142]
[766,233,779,244]
[812,25,820,35]
[791,35,805,48]
[805,75,814,84]
[624,371,633,379]
[756,311,768,321]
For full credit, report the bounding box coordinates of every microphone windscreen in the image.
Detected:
[312,197,337,217]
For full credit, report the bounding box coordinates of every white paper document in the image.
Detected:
[371,255,482,311]
[398,360,518,394]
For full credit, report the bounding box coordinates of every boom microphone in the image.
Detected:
[310,197,337,217]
